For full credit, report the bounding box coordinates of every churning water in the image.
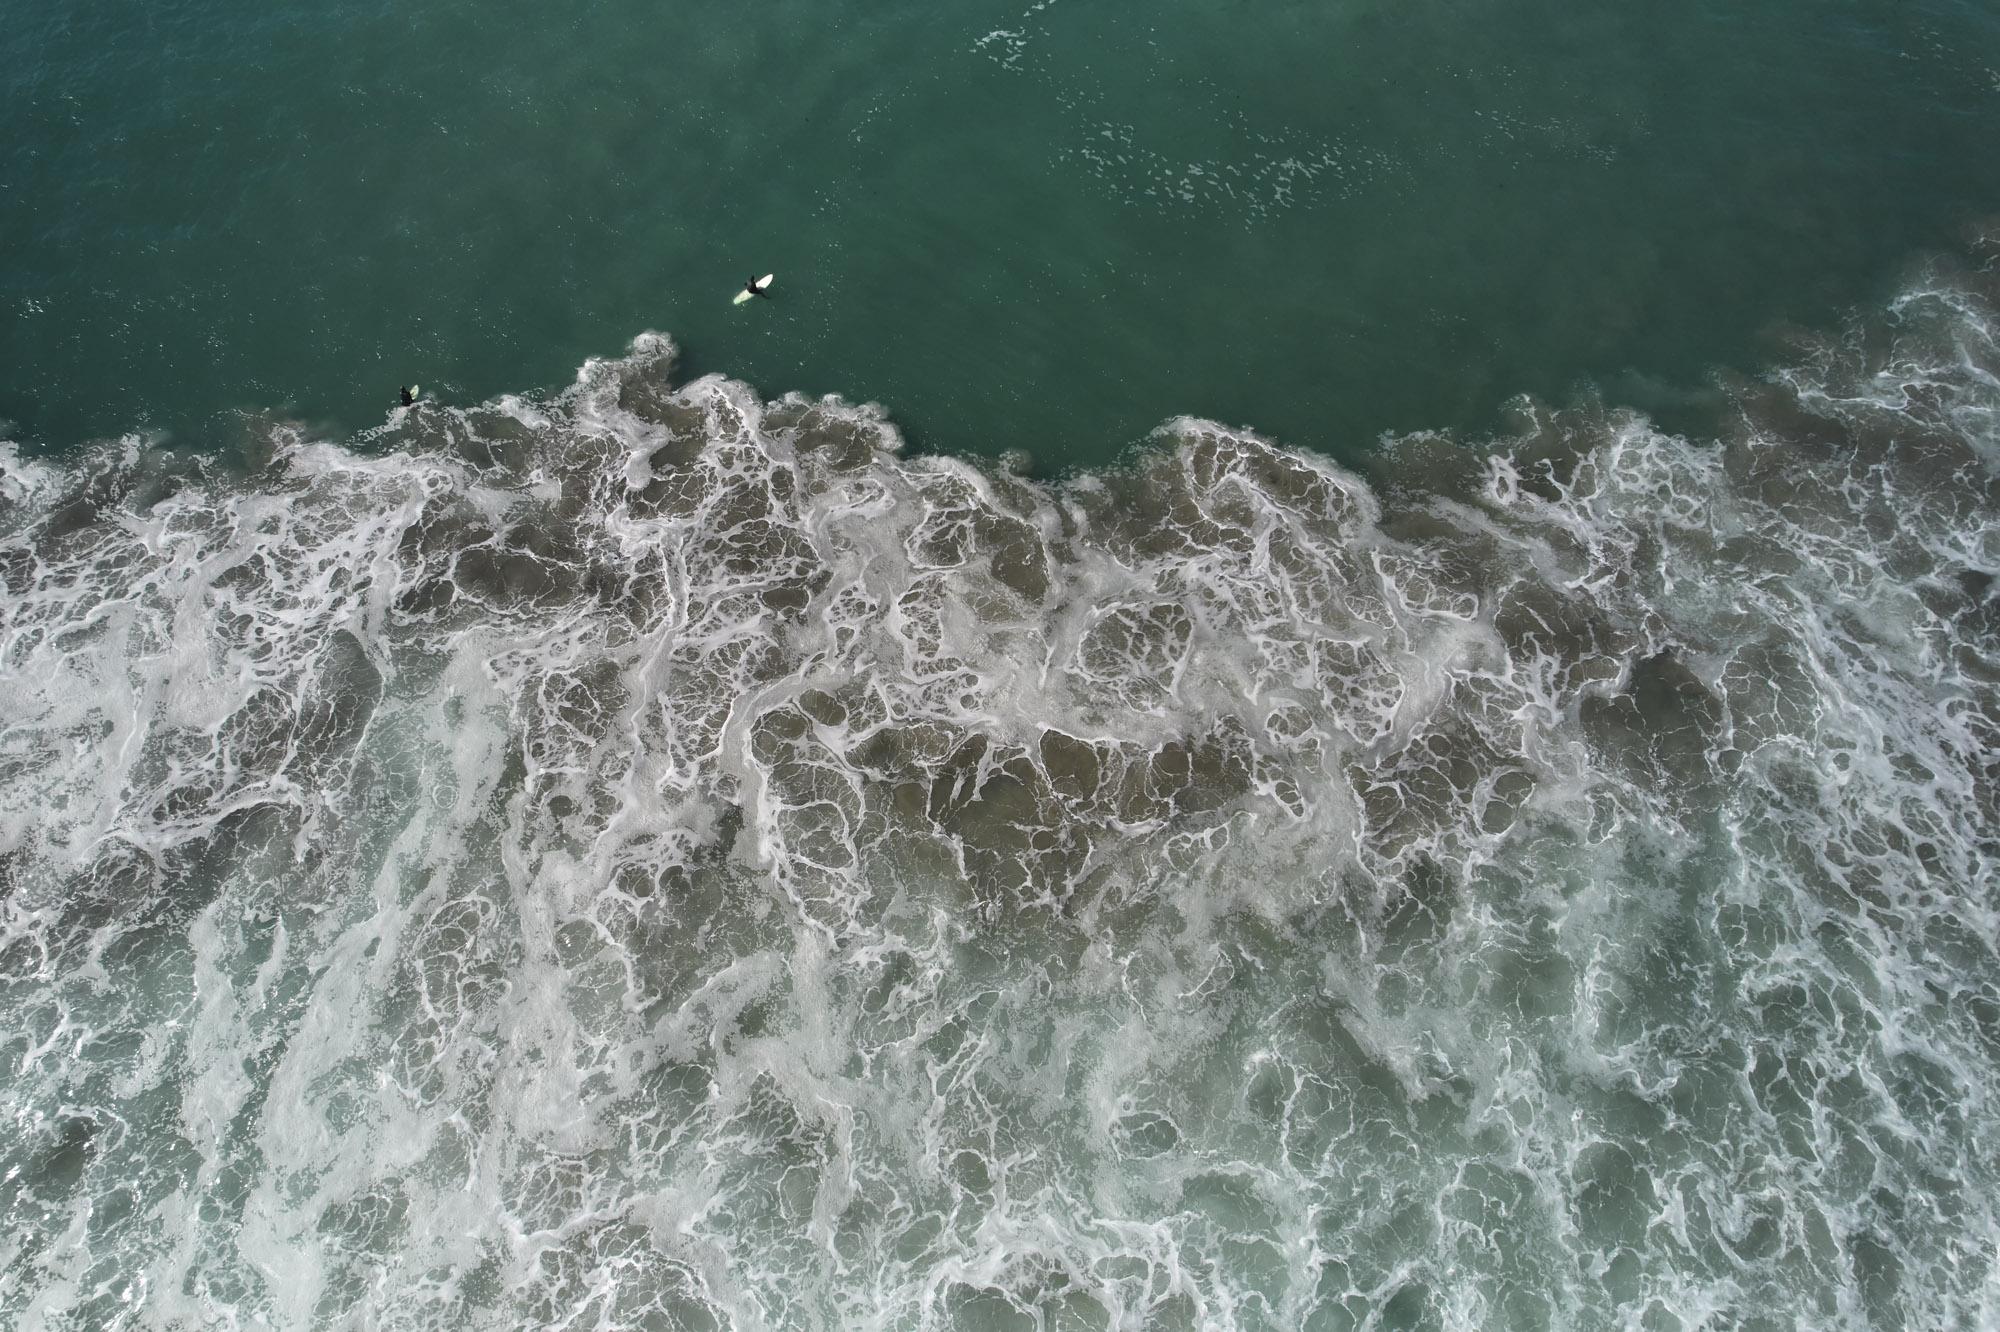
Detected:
[3,244,1998,1329]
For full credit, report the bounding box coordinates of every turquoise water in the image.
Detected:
[5,3,2000,1331]
[6,0,2000,460]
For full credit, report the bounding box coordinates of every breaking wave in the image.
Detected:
[2,252,1998,1330]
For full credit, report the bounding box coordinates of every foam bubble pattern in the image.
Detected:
[1,265,1998,1329]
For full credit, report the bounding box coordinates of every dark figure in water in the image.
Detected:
[399,386,417,407]
[743,276,771,299]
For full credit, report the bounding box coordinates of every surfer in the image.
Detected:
[399,385,419,407]
[743,275,772,300]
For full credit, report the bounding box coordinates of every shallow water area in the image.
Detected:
[2,250,1999,1329]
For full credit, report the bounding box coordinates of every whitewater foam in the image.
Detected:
[1,262,1998,1329]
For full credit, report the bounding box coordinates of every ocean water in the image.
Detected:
[6,0,2000,459]
[6,2,2000,1331]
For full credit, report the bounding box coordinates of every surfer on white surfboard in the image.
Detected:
[737,274,774,303]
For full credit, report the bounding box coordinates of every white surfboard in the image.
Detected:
[733,274,775,305]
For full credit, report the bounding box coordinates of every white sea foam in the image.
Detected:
[1,262,1998,1330]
